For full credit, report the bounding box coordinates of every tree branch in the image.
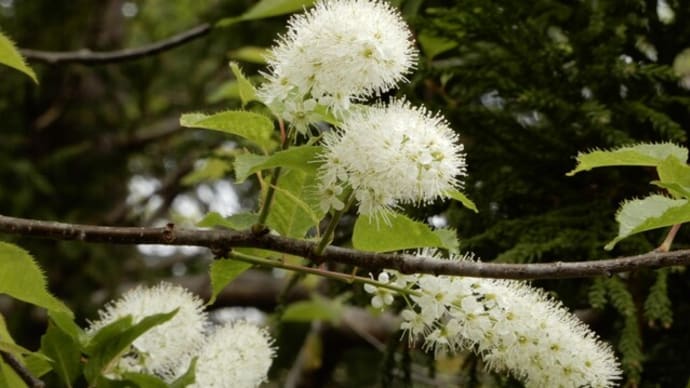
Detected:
[0,350,45,388]
[20,23,212,65]
[0,213,687,280]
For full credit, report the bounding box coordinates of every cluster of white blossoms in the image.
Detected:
[258,0,417,127]
[317,99,466,217]
[87,283,275,387]
[367,253,621,388]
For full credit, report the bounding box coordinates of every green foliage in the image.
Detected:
[234,145,321,183]
[217,0,316,27]
[567,143,688,175]
[179,110,276,152]
[352,212,448,253]
[197,211,259,230]
[282,294,344,324]
[40,317,82,387]
[444,189,478,213]
[0,242,72,316]
[0,31,37,83]
[605,277,643,382]
[229,62,258,107]
[644,269,673,328]
[83,311,178,384]
[265,169,324,238]
[208,258,252,304]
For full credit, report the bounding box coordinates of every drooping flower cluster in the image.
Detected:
[366,253,621,388]
[87,283,275,386]
[189,322,275,388]
[258,0,417,126]
[317,99,466,217]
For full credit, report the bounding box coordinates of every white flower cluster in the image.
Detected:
[366,254,621,388]
[317,99,466,217]
[258,0,417,122]
[87,283,275,387]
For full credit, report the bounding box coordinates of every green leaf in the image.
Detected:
[282,294,343,324]
[116,373,169,388]
[179,110,275,151]
[445,189,478,213]
[208,259,252,305]
[418,32,458,60]
[567,143,689,176]
[606,195,690,250]
[229,62,257,106]
[48,310,84,344]
[170,357,197,388]
[197,211,258,231]
[181,158,232,186]
[234,153,270,183]
[84,311,177,383]
[0,360,27,388]
[0,242,72,316]
[432,228,460,254]
[217,0,315,27]
[266,168,325,238]
[0,314,52,378]
[40,320,82,387]
[655,156,690,198]
[352,212,444,253]
[234,145,322,183]
[230,46,269,64]
[0,31,37,83]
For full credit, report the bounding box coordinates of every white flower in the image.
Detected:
[189,321,275,388]
[87,282,207,380]
[317,99,466,218]
[398,251,622,388]
[363,271,396,308]
[258,0,418,122]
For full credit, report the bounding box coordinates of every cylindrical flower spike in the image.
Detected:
[258,0,418,129]
[365,252,622,388]
[317,99,466,219]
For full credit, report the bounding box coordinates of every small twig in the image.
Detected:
[0,350,45,388]
[21,23,212,65]
[657,224,681,253]
[2,213,690,280]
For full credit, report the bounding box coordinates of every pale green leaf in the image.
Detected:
[197,211,258,231]
[230,47,269,65]
[445,189,478,213]
[282,295,343,324]
[567,143,688,176]
[0,31,37,83]
[352,212,444,252]
[655,156,690,198]
[229,62,257,106]
[418,32,458,60]
[209,259,252,304]
[0,360,27,388]
[0,242,72,316]
[179,110,275,151]
[606,195,690,250]
[181,158,232,186]
[235,145,322,183]
[432,228,460,254]
[234,153,269,183]
[217,0,315,27]
[41,320,81,387]
[265,169,325,238]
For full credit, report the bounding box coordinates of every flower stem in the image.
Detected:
[313,191,354,256]
[228,251,416,295]
[256,121,293,230]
